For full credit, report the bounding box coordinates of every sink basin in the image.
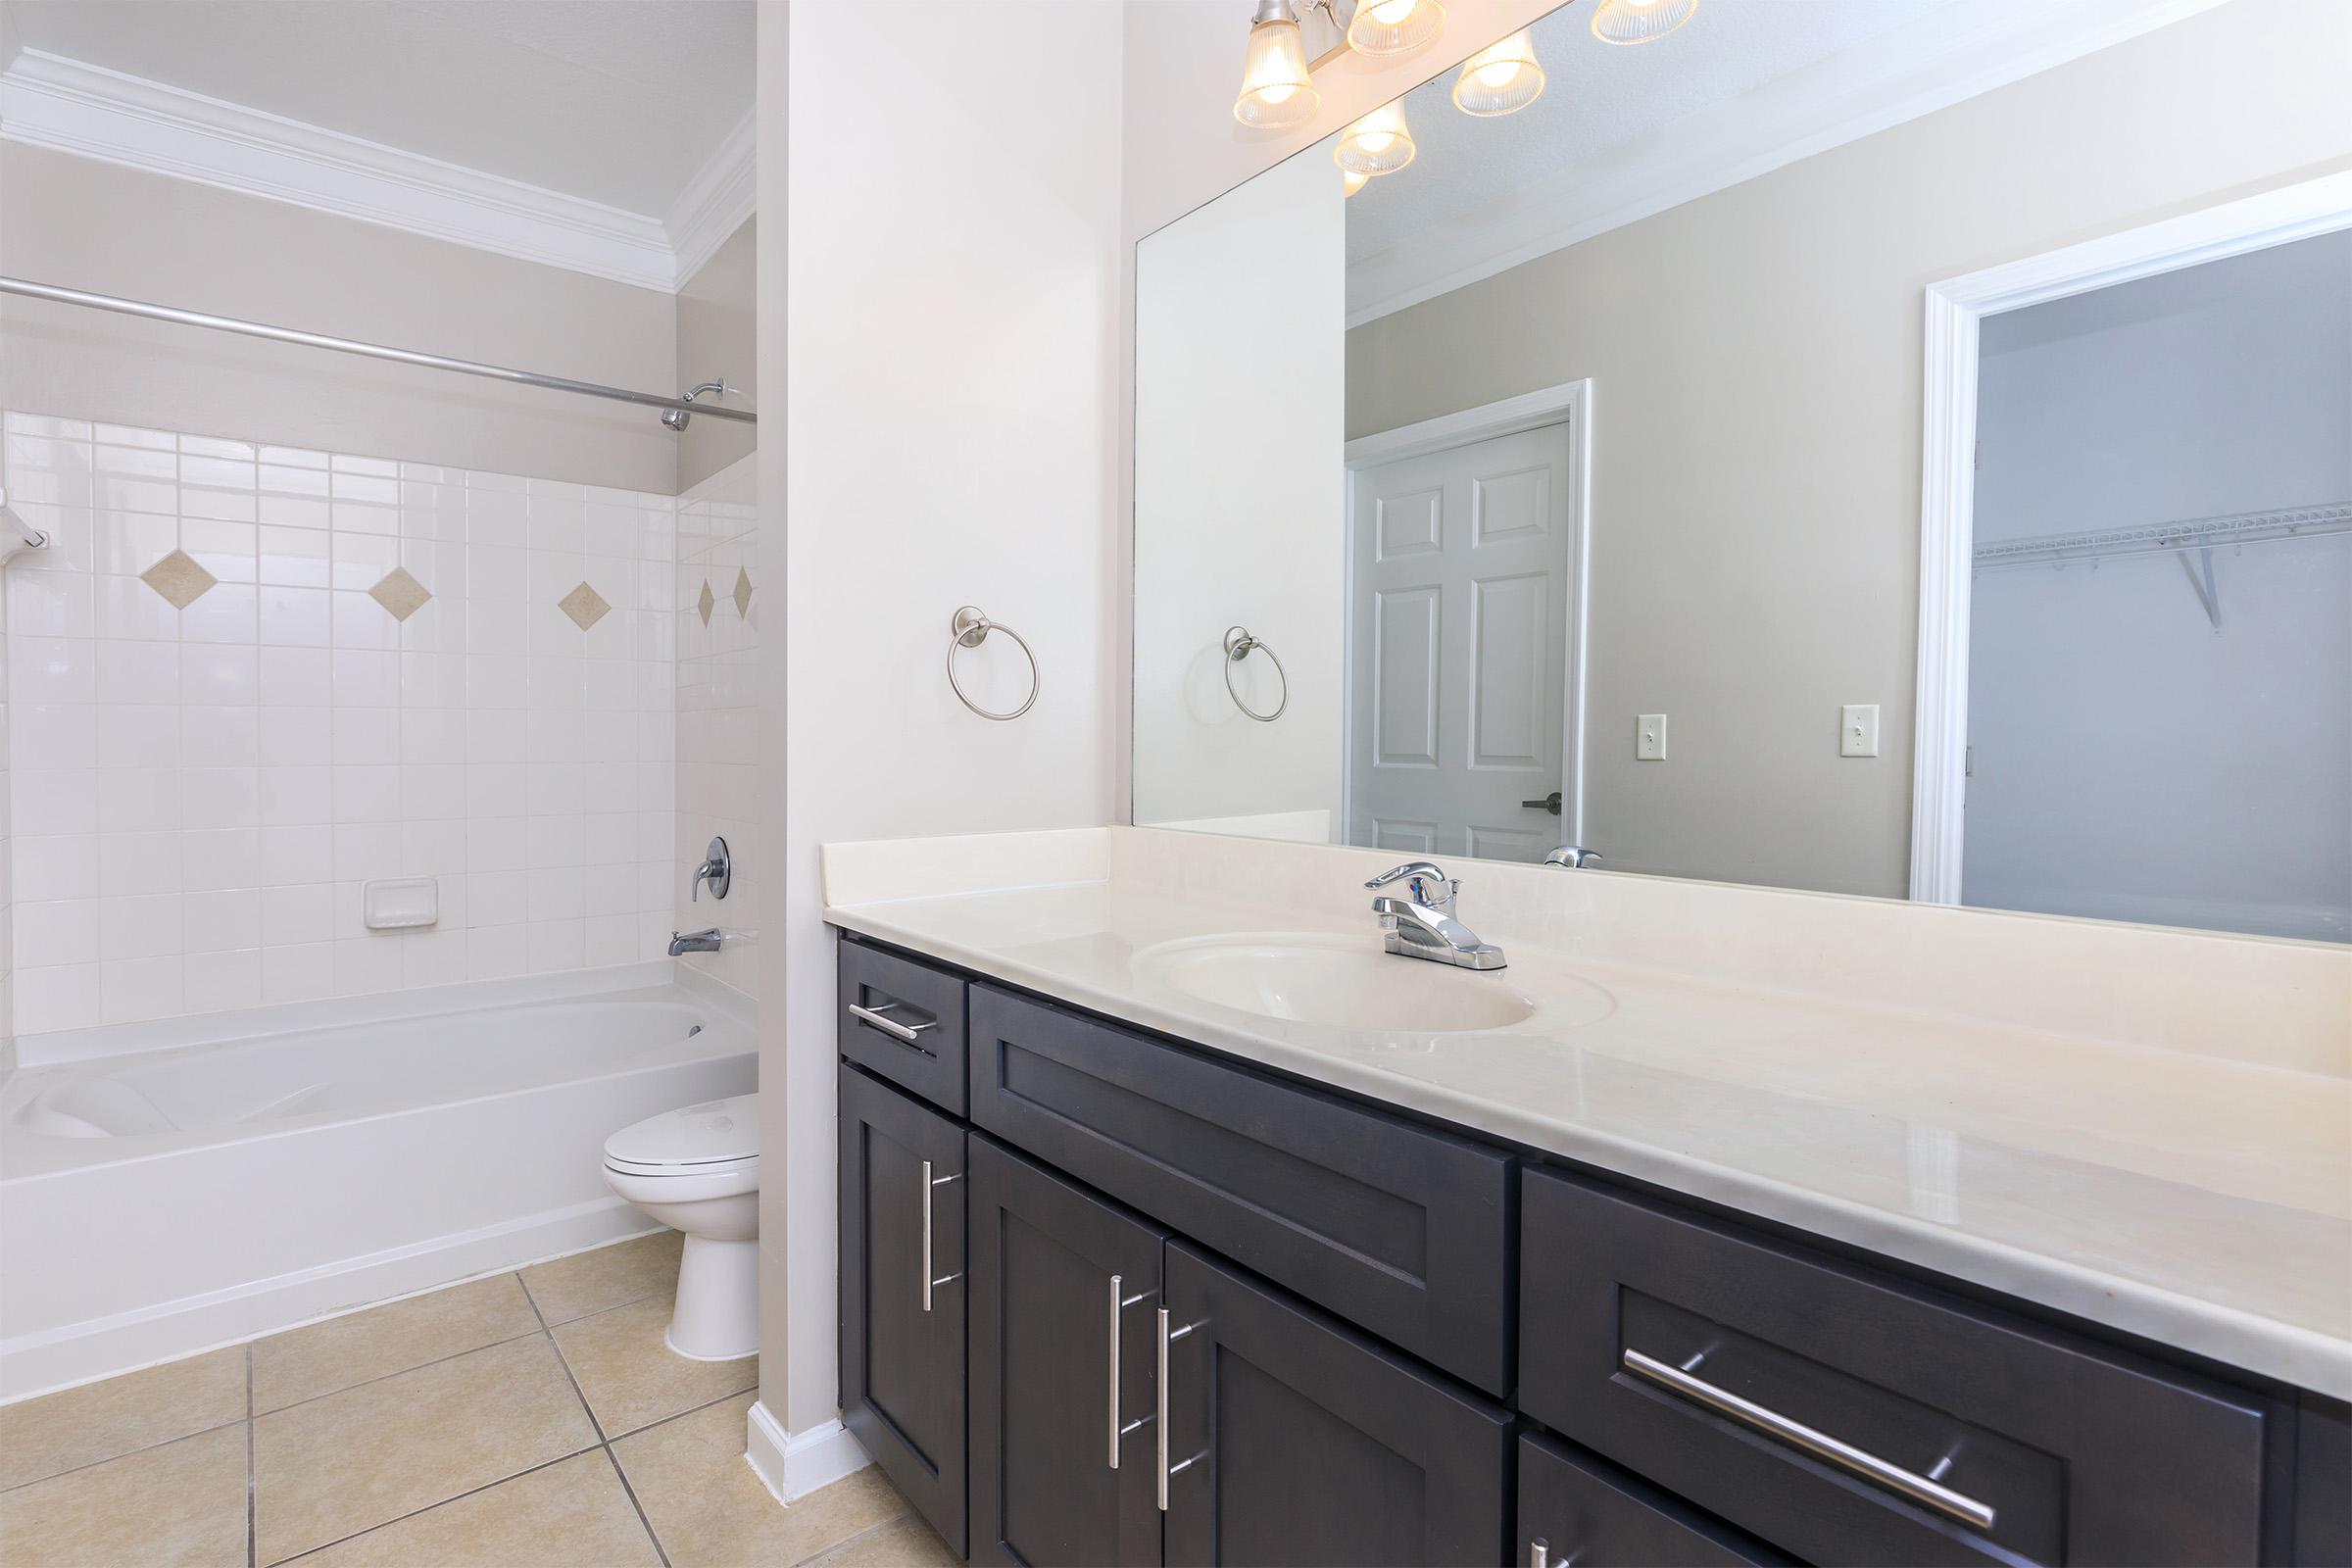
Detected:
[1134,936,1544,1034]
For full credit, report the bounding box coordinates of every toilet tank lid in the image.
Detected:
[604,1093,760,1168]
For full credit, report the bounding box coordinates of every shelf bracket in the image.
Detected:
[2179,544,2222,632]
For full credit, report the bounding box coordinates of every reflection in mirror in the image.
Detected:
[1131,0,2351,943]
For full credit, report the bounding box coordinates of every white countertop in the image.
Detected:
[824,829,2352,1400]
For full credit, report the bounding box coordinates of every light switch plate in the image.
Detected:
[1840,704,1881,758]
[1637,713,1668,761]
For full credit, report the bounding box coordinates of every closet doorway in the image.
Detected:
[1913,186,2352,941]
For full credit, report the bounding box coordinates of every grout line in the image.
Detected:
[532,1273,676,1568]
[270,1444,601,1566]
[796,1509,919,1568]
[248,1322,551,1422]
[606,1443,674,1568]
[246,1344,258,1568]
[0,1414,252,1497]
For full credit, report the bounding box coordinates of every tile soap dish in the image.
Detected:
[363,877,439,930]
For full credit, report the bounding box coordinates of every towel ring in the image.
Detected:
[947,606,1039,721]
[1222,625,1287,722]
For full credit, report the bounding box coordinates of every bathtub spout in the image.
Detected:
[669,928,724,956]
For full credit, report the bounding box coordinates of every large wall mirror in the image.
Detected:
[1132,0,2351,943]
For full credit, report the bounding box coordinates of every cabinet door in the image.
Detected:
[1519,1431,1791,1568]
[839,1063,968,1557]
[1159,1242,1509,1567]
[969,1136,1167,1567]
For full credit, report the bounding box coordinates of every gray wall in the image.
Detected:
[0,144,680,492]
[1344,0,2352,898]
[675,218,757,492]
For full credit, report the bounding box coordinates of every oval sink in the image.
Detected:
[1134,935,1544,1034]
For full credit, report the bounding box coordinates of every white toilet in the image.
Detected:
[603,1093,759,1361]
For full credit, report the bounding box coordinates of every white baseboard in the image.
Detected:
[745,1401,872,1505]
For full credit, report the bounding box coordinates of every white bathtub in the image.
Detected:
[0,962,756,1399]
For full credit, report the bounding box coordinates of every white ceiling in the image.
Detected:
[1,0,753,217]
[1344,0,2228,321]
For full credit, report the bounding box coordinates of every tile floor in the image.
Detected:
[0,1232,954,1567]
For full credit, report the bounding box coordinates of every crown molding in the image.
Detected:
[667,108,756,286]
[0,49,739,293]
[1345,0,2230,328]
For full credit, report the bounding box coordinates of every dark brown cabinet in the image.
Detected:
[1158,1241,1512,1567]
[1518,1431,1791,1568]
[838,1062,969,1557]
[967,1136,1167,1568]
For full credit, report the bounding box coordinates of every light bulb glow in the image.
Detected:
[1347,0,1446,56]
[1335,100,1416,176]
[1234,15,1319,128]
[1590,0,1697,45]
[1342,168,1369,197]
[1450,28,1544,116]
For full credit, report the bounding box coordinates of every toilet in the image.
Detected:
[603,1093,759,1361]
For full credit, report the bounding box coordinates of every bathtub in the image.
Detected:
[0,962,755,1399]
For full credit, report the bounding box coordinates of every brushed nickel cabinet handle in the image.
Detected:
[1621,1348,1995,1532]
[850,1002,937,1049]
[1154,1308,1204,1510]
[1107,1273,1123,1470]
[918,1162,961,1311]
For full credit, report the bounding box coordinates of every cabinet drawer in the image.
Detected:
[1520,1167,2274,1566]
[969,983,1514,1396]
[839,938,968,1115]
[1519,1432,1791,1568]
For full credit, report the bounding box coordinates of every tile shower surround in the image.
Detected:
[2,412,686,1032]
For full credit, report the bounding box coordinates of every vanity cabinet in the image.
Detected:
[967,1136,1167,1568]
[838,1062,969,1557]
[835,934,2333,1568]
[1159,1240,1513,1567]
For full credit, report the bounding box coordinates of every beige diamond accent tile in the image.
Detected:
[368,565,433,621]
[696,577,715,627]
[140,549,217,610]
[559,580,612,630]
[731,566,754,619]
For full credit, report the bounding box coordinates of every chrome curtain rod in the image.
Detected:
[0,275,756,426]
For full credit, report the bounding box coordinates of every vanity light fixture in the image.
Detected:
[1335,99,1416,177]
[1233,0,1320,129]
[1590,0,1698,45]
[1346,0,1446,56]
[1450,28,1544,116]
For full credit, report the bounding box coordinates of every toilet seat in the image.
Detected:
[603,1093,758,1178]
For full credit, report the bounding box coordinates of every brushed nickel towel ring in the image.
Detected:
[1222,626,1287,722]
[947,606,1039,721]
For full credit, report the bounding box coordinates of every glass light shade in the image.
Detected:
[1234,16,1319,128]
[1342,168,1369,198]
[1347,0,1446,57]
[1450,29,1544,116]
[1334,100,1416,176]
[1590,0,1697,45]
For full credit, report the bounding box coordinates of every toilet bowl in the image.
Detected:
[603,1093,759,1360]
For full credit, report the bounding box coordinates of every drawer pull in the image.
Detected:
[1622,1348,1996,1532]
[919,1162,962,1311]
[851,1002,938,1051]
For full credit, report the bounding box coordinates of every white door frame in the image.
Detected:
[1342,378,1594,850]
[1908,171,2352,904]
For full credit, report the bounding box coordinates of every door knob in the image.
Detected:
[1521,792,1562,815]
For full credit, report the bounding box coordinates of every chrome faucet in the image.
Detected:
[691,837,732,902]
[1543,845,1602,869]
[1364,861,1507,971]
[668,928,723,956]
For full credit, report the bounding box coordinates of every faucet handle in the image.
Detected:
[1364,860,1447,891]
[1543,845,1602,869]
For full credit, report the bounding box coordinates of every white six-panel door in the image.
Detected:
[1346,422,1577,862]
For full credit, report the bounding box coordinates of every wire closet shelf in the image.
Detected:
[1970,502,2351,571]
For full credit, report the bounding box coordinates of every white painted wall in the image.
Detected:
[675,219,758,494]
[0,144,682,494]
[1965,232,2352,940]
[757,0,1125,1444]
[1133,150,1346,830]
[1340,0,2352,896]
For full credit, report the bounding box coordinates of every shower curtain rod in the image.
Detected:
[0,275,757,425]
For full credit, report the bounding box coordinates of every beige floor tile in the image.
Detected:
[0,1346,247,1492]
[551,1298,754,1438]
[252,1334,596,1564]
[0,1423,248,1568]
[804,1511,960,1568]
[612,1394,908,1568]
[519,1231,682,1326]
[298,1449,661,1568]
[252,1274,542,1413]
